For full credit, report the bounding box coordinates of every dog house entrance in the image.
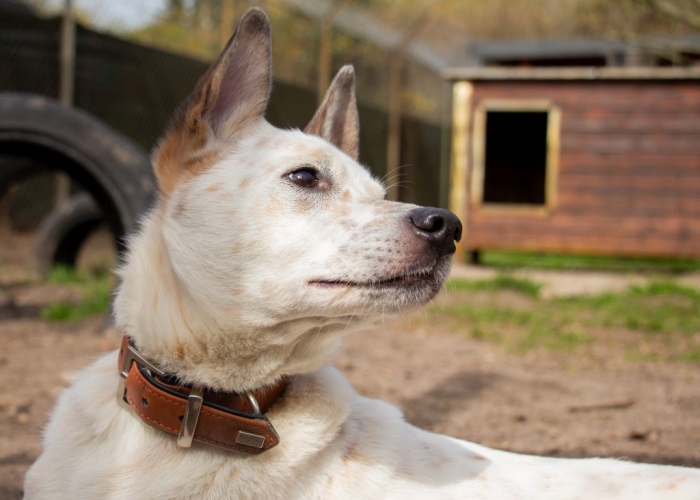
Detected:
[483,111,548,204]
[472,101,560,212]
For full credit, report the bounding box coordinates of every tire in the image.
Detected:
[33,193,104,276]
[0,155,48,198]
[0,93,156,258]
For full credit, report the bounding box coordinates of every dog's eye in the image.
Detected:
[289,168,319,189]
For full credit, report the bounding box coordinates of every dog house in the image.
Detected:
[443,67,700,260]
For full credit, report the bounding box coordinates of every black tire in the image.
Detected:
[0,93,156,258]
[33,193,104,276]
[0,154,48,198]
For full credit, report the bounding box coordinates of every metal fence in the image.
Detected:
[1,0,450,207]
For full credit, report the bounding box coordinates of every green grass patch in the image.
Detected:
[47,265,109,285]
[40,282,112,321]
[448,274,542,298]
[680,347,700,364]
[433,279,700,356]
[517,328,593,352]
[560,281,700,335]
[479,251,700,274]
[41,265,113,322]
[630,280,700,300]
[436,300,590,353]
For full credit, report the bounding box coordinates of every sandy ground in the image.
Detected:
[1,229,700,499]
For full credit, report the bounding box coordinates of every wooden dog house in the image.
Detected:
[444,67,700,260]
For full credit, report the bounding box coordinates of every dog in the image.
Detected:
[25,8,700,499]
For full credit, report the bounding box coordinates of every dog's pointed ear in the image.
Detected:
[154,8,271,196]
[304,65,360,160]
[199,7,271,137]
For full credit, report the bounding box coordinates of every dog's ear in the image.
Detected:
[304,65,360,160]
[154,8,271,195]
[198,8,271,137]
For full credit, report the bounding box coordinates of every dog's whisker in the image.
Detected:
[379,166,407,184]
[380,175,411,188]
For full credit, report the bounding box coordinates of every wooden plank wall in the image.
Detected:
[466,81,700,257]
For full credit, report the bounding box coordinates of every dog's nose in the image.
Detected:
[408,208,462,256]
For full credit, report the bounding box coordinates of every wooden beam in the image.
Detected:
[385,15,430,201]
[317,0,350,103]
[449,81,473,261]
[220,0,236,49]
[385,54,403,201]
[59,0,75,106]
[442,66,700,82]
[57,0,75,206]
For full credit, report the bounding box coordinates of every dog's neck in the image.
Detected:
[114,211,347,393]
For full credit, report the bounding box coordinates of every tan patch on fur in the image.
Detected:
[340,205,351,216]
[174,341,186,361]
[342,445,374,467]
[337,218,357,230]
[153,118,221,198]
[172,199,187,219]
[177,301,195,335]
[254,137,271,149]
[340,190,350,202]
[238,176,252,189]
[265,198,283,215]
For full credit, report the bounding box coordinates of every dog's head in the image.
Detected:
[116,8,461,390]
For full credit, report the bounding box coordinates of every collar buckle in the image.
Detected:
[117,342,166,411]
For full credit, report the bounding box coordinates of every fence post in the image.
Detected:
[385,16,429,201]
[56,0,75,206]
[317,0,350,104]
[221,0,236,48]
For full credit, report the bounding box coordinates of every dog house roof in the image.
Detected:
[442,66,700,81]
[442,67,700,81]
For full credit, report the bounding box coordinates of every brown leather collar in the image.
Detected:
[117,335,287,455]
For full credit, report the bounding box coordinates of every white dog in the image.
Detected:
[25,8,700,500]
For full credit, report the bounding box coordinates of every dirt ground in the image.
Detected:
[1,229,700,499]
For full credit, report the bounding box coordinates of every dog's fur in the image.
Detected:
[25,9,700,500]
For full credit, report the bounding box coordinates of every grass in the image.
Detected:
[448,274,542,298]
[40,265,112,322]
[433,277,700,361]
[47,265,109,285]
[560,281,700,335]
[40,281,112,321]
[681,348,700,364]
[479,251,700,274]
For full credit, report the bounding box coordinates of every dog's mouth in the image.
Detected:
[310,264,438,289]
